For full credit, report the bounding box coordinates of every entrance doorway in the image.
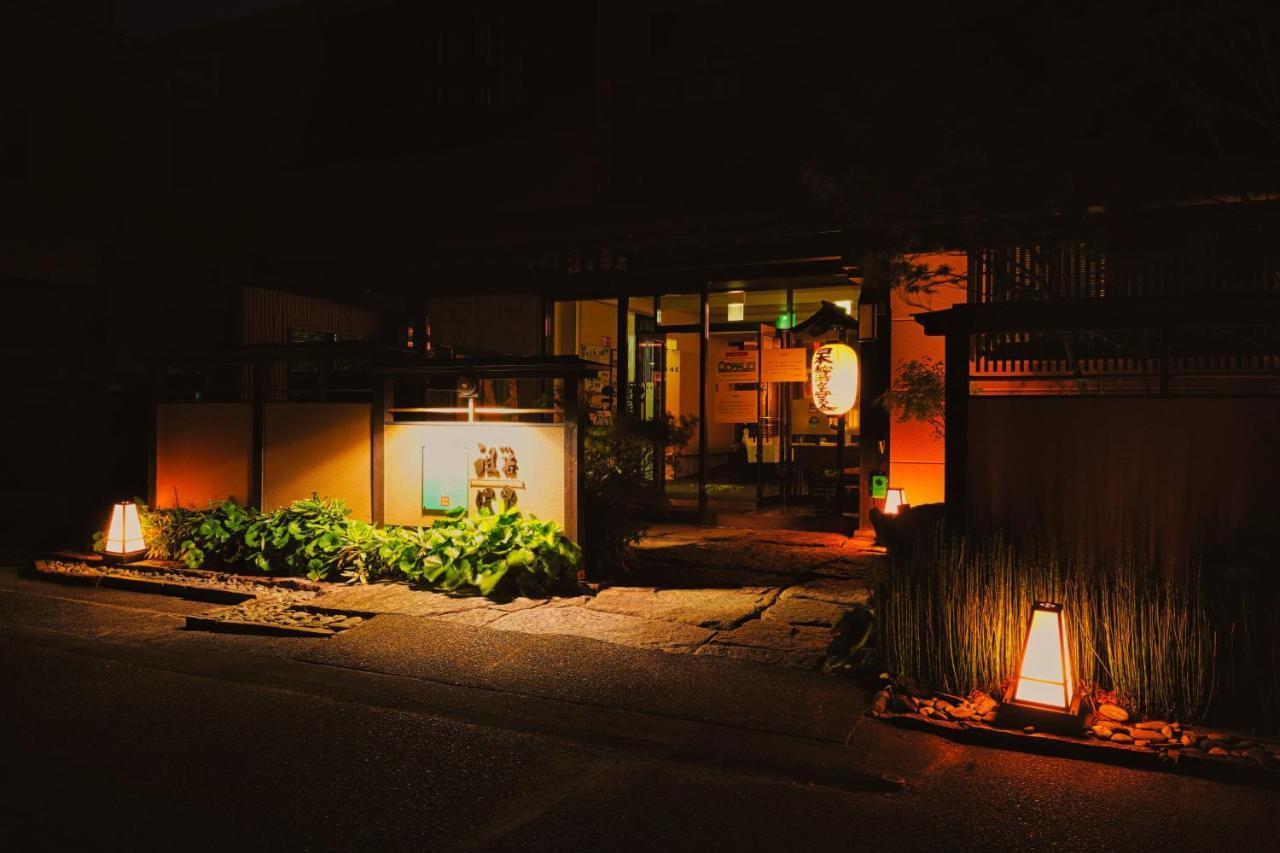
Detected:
[550,282,863,532]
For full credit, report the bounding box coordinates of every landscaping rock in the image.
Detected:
[1130,729,1167,743]
[1233,740,1257,751]
[1208,746,1230,756]
[1110,733,1134,744]
[1090,725,1114,739]
[947,706,975,721]
[1133,720,1167,731]
[970,692,999,715]
[871,688,891,716]
[1181,748,1206,758]
[980,711,998,724]
[1097,704,1129,723]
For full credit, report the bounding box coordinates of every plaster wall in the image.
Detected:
[154,404,253,509]
[888,252,967,506]
[263,403,371,519]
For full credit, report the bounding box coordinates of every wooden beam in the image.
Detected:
[944,330,970,531]
[915,293,1280,336]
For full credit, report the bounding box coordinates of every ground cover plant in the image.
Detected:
[96,496,581,599]
[877,526,1280,733]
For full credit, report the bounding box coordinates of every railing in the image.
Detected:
[969,327,1280,395]
[970,245,1280,303]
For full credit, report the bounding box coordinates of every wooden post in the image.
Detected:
[370,380,389,525]
[858,293,891,534]
[562,375,585,552]
[944,328,970,531]
[250,358,266,508]
[698,289,709,518]
[615,295,629,414]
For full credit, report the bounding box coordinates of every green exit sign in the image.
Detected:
[870,474,888,499]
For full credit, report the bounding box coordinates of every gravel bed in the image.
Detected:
[205,600,366,632]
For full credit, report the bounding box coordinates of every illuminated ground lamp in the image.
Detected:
[103,500,146,563]
[810,342,859,415]
[882,487,907,515]
[997,601,1083,734]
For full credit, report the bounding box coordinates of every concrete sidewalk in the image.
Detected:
[306,524,883,670]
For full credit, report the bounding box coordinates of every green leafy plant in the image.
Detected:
[113,495,581,598]
[877,357,945,438]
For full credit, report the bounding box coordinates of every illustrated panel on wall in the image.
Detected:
[390,423,566,528]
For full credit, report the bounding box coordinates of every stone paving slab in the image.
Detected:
[759,595,847,628]
[487,604,716,651]
[585,586,778,630]
[780,578,873,607]
[695,620,833,670]
[632,542,835,580]
[307,583,492,617]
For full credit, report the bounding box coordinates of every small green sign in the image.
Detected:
[870,474,888,499]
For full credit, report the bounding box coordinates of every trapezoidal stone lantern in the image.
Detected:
[996,601,1084,734]
[102,500,146,563]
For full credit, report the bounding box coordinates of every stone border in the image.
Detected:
[32,558,324,601]
[875,710,1280,789]
[186,603,376,638]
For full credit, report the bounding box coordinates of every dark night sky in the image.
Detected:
[114,0,303,37]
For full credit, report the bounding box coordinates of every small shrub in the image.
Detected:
[114,496,580,599]
[582,413,695,578]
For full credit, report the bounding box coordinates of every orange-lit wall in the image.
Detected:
[888,252,966,506]
[263,403,372,520]
[969,396,1280,564]
[154,404,253,509]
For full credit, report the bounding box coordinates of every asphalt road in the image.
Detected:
[2,568,1277,852]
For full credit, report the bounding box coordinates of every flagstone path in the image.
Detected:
[308,524,885,669]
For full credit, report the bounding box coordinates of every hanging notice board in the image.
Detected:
[761,347,808,382]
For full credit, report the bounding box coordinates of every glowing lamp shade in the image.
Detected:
[810,343,859,415]
[883,487,907,515]
[104,500,146,561]
[1011,602,1075,711]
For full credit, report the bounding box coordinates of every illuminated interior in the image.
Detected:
[883,487,906,515]
[105,501,146,557]
[1012,604,1075,710]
